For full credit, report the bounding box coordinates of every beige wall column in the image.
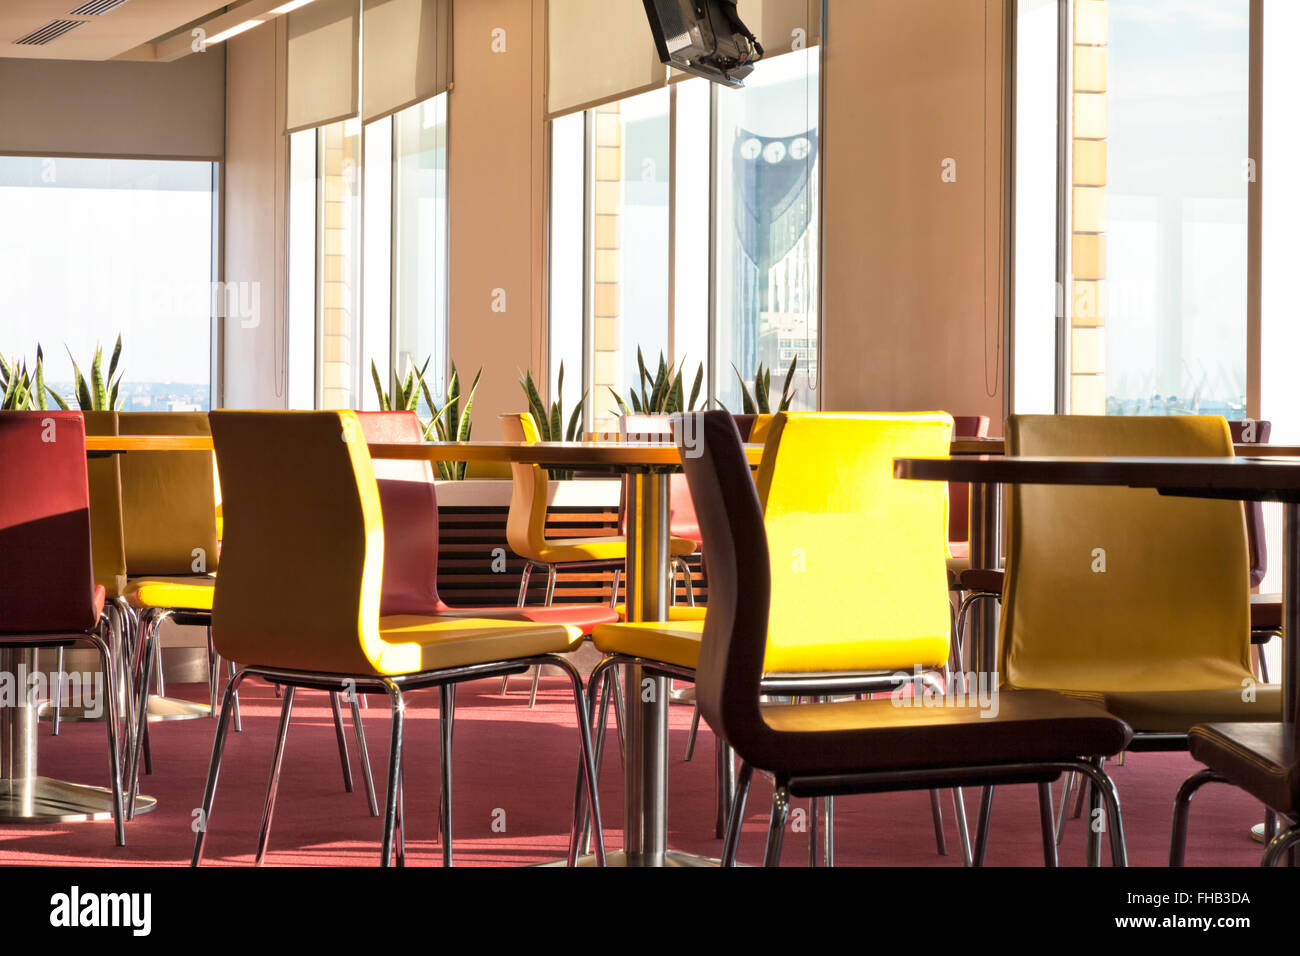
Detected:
[447,0,550,428]
[820,0,1009,424]
[223,21,289,409]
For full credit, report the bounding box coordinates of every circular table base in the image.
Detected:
[540,850,722,867]
[144,695,211,721]
[0,777,157,823]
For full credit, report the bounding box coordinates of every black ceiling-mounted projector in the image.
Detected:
[642,0,764,89]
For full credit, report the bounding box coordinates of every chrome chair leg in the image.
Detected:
[1037,780,1057,867]
[191,669,250,866]
[972,786,995,866]
[524,567,560,709]
[1266,809,1278,841]
[722,761,754,867]
[228,659,242,733]
[1261,824,1300,866]
[1170,767,1227,866]
[763,784,791,867]
[53,645,63,735]
[1055,770,1077,844]
[824,794,835,867]
[439,684,455,866]
[1076,757,1128,866]
[128,608,170,819]
[684,704,701,761]
[609,566,621,609]
[953,788,972,867]
[929,788,948,856]
[674,556,695,607]
[809,796,821,866]
[380,680,405,867]
[503,562,536,694]
[528,667,542,709]
[207,629,219,716]
[329,691,354,793]
[86,626,126,847]
[577,659,608,857]
[254,685,295,866]
[715,738,735,841]
[395,768,406,867]
[349,689,379,816]
[610,664,627,763]
[551,655,606,866]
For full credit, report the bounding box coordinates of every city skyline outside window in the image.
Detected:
[0,156,214,411]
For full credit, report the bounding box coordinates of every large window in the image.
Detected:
[1015,0,1251,418]
[0,157,216,411]
[551,48,821,431]
[288,93,450,411]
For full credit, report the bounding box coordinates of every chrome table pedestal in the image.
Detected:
[0,647,157,822]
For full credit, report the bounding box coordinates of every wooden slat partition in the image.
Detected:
[437,504,706,607]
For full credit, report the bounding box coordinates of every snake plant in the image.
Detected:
[733,355,798,414]
[1,346,66,410]
[520,363,586,480]
[67,335,124,411]
[608,348,705,417]
[421,362,482,481]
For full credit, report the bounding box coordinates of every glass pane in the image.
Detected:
[714,48,820,414]
[1069,0,1249,417]
[288,129,318,409]
[549,109,585,408]
[0,156,214,411]
[673,78,711,401]
[394,94,450,412]
[319,117,363,410]
[592,88,671,431]
[362,115,393,411]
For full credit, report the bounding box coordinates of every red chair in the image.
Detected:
[0,411,126,845]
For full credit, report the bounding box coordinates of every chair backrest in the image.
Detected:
[731,414,758,442]
[679,411,773,762]
[118,411,219,576]
[948,414,991,545]
[500,411,550,562]
[1227,418,1270,587]
[356,410,443,614]
[756,412,955,673]
[209,410,413,676]
[83,410,127,598]
[1000,415,1252,691]
[0,411,98,633]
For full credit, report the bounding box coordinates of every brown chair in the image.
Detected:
[678,410,1132,866]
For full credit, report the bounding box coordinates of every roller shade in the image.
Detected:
[547,0,665,119]
[286,0,360,133]
[362,0,453,123]
[737,0,822,56]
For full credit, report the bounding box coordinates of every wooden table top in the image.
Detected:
[85,435,767,467]
[896,454,1300,502]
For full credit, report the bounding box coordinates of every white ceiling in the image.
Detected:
[0,0,232,60]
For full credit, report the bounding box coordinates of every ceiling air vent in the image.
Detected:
[69,0,133,14]
[14,19,85,45]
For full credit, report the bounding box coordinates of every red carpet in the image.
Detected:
[2,678,1268,866]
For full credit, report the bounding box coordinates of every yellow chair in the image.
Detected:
[498,411,695,706]
[582,412,973,863]
[674,410,1130,867]
[999,414,1282,851]
[193,410,604,866]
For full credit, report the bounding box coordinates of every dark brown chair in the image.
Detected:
[678,411,1133,866]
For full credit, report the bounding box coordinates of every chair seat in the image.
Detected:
[756,689,1132,777]
[593,620,705,669]
[594,615,949,676]
[533,534,696,566]
[428,602,617,635]
[1189,722,1300,813]
[378,615,583,673]
[947,543,969,562]
[1066,684,1283,736]
[1251,593,1282,633]
[124,575,216,611]
[613,605,708,623]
